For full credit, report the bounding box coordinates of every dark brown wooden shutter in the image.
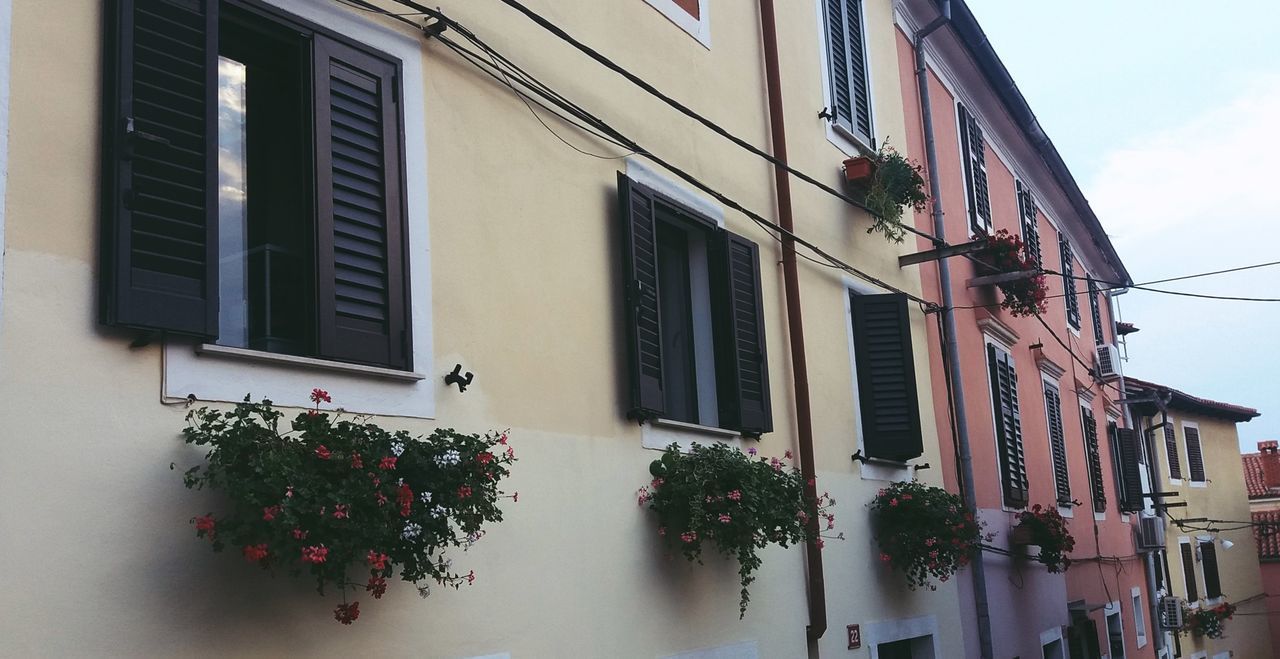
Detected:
[1060,235,1081,329]
[720,231,772,434]
[1115,427,1144,512]
[850,293,923,461]
[1017,181,1042,267]
[823,0,870,142]
[1088,278,1105,345]
[1164,424,1183,479]
[313,35,410,369]
[618,174,665,420]
[1044,382,1072,504]
[824,0,852,129]
[958,103,990,234]
[842,0,870,140]
[101,0,218,336]
[1201,541,1222,598]
[987,344,1029,508]
[1181,542,1199,601]
[1082,406,1106,511]
[1186,426,1206,482]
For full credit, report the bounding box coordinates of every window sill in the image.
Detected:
[1189,480,1207,489]
[641,418,750,452]
[825,121,876,161]
[196,344,426,382]
[650,417,739,439]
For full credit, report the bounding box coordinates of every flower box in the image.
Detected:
[843,156,877,184]
[1013,505,1075,573]
[871,481,984,590]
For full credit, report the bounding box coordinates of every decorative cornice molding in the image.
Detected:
[977,316,1019,348]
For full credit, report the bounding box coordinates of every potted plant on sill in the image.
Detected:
[870,480,984,590]
[1011,504,1075,573]
[978,229,1048,317]
[843,145,929,243]
[181,389,518,624]
[637,443,836,618]
[1183,601,1237,639]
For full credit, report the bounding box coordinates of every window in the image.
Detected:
[1200,540,1222,599]
[1088,277,1106,345]
[849,292,924,462]
[1016,180,1042,267]
[619,174,772,435]
[1113,423,1145,513]
[1059,234,1081,330]
[1081,403,1106,512]
[987,342,1028,508]
[958,103,991,235]
[822,0,873,146]
[1184,424,1206,484]
[1132,588,1148,648]
[1164,423,1183,481]
[101,0,412,370]
[1180,539,1199,601]
[1105,604,1127,659]
[1043,379,1071,505]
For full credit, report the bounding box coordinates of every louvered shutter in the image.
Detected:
[1181,542,1199,601]
[1185,426,1206,482]
[1082,407,1106,511]
[1088,278,1105,345]
[823,0,872,144]
[720,232,772,434]
[1044,382,1072,504]
[987,344,1029,508]
[1201,541,1222,598]
[850,293,923,461]
[1164,424,1183,479]
[617,174,665,420]
[1060,236,1081,329]
[313,35,410,369]
[1016,181,1042,267]
[1116,427,1145,512]
[101,0,218,336]
[958,104,990,234]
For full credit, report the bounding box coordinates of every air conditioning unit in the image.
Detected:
[1137,514,1165,550]
[1158,596,1185,630]
[1095,344,1121,380]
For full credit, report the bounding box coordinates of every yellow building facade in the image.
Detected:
[0,0,967,657]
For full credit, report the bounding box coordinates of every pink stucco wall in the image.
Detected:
[895,28,1151,659]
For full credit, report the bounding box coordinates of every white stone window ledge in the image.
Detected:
[197,343,426,382]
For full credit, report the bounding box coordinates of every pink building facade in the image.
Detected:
[894,1,1154,657]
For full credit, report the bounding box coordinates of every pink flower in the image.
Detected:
[890,498,899,507]
[902,494,912,501]
[285,486,294,499]
[498,433,508,445]
[651,478,664,489]
[477,451,495,464]
[457,485,473,499]
[880,553,892,562]
[375,492,388,506]
[728,490,742,501]
[924,537,936,547]
[680,531,698,543]
[929,550,939,559]
[301,545,328,564]
[291,528,308,540]
[378,456,397,470]
[637,489,651,506]
[366,576,387,599]
[505,446,515,459]
[350,453,363,469]
[315,445,331,460]
[333,601,359,625]
[719,514,732,524]
[310,388,331,404]
[366,551,389,571]
[784,450,793,460]
[747,447,758,456]
[194,515,216,536]
[465,570,476,585]
[262,505,281,522]
[333,504,350,520]
[242,544,268,562]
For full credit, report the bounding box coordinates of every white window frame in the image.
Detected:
[1103,600,1126,659]
[1040,626,1066,659]
[642,0,711,49]
[863,615,941,659]
[163,0,435,419]
[844,277,912,482]
[1131,586,1147,649]
[814,0,876,156]
[1041,371,1074,518]
[1183,420,1207,487]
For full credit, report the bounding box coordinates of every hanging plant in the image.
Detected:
[1012,504,1075,573]
[1183,601,1236,638]
[871,480,984,590]
[637,443,835,618]
[981,229,1048,317]
[844,146,929,243]
[180,390,518,624]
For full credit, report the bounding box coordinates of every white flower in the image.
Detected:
[420,491,433,504]
[401,522,422,540]
[430,505,448,519]
[434,449,461,467]
[391,441,405,457]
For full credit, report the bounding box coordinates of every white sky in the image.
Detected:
[964,0,1280,453]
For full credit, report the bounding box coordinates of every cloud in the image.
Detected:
[1086,75,1280,450]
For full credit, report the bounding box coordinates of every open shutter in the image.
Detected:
[1082,407,1106,511]
[958,104,990,234]
[823,1,871,143]
[987,344,1029,508]
[313,35,410,369]
[842,0,871,141]
[850,293,922,461]
[1164,424,1183,479]
[1088,278,1105,345]
[720,232,772,434]
[1201,541,1222,598]
[101,0,218,336]
[1016,181,1042,267]
[1181,542,1199,601]
[1060,236,1081,329]
[1186,426,1206,482]
[823,0,851,130]
[1116,427,1145,512]
[618,174,665,420]
[1044,382,1072,504]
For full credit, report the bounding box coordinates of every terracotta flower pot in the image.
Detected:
[843,156,877,185]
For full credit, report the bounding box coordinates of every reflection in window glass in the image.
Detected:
[217,56,249,347]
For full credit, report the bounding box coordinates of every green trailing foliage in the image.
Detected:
[870,480,984,590]
[862,146,929,243]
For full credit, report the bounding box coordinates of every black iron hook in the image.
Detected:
[444,364,473,392]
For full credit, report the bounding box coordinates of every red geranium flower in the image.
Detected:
[301,545,329,564]
[262,505,281,522]
[366,551,389,571]
[315,445,331,460]
[477,451,495,464]
[194,515,216,537]
[457,485,473,499]
[310,388,332,404]
[350,453,363,469]
[366,576,387,599]
[397,485,413,517]
[242,544,269,563]
[378,456,397,471]
[333,601,359,625]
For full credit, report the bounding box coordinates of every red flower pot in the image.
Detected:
[843,156,877,185]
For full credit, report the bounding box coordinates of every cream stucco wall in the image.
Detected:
[0,0,965,657]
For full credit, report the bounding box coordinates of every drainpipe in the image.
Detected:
[912,3,994,658]
[758,0,825,643]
